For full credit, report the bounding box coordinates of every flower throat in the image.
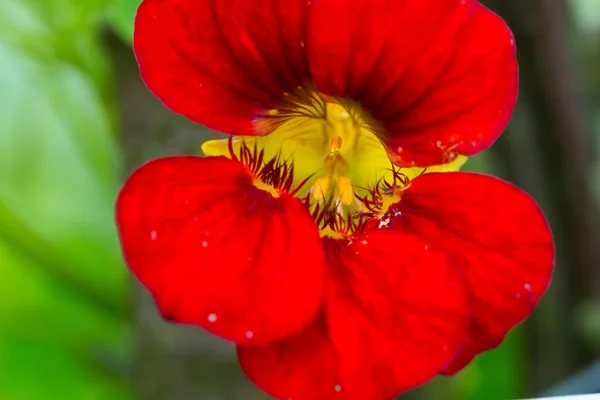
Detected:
[201,92,465,237]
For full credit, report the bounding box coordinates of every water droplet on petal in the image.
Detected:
[378,216,391,229]
[202,240,208,248]
[150,230,157,240]
[207,313,217,322]
[524,283,532,291]
[334,384,342,392]
[245,331,254,339]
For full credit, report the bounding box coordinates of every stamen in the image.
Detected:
[336,176,355,205]
[217,92,425,237]
[330,136,342,152]
[228,137,312,197]
[311,177,331,202]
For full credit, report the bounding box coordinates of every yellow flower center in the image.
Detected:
[202,93,466,235]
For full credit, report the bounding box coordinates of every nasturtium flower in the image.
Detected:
[116,0,555,398]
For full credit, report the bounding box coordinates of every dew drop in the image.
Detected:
[246,330,254,339]
[334,384,342,392]
[202,240,208,248]
[424,244,429,250]
[150,230,157,240]
[378,216,391,229]
[207,313,217,322]
[524,283,532,291]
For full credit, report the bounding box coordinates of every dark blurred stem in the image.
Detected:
[485,0,600,393]
[531,0,600,297]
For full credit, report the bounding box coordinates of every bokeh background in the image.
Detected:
[1,0,599,399]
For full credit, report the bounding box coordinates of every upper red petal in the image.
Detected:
[134,0,310,135]
[134,0,517,165]
[309,0,517,166]
[116,156,325,345]
[379,172,554,373]
[238,231,469,400]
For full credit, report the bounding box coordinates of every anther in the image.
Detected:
[330,135,343,152]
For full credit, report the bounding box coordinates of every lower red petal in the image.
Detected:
[238,231,469,400]
[379,172,554,373]
[116,156,325,345]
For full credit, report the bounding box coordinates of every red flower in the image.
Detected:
[117,0,554,399]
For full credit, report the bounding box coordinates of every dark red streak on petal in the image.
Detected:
[116,156,325,345]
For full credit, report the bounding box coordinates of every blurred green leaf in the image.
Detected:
[0,0,113,91]
[108,0,141,44]
[0,0,129,398]
[0,40,126,308]
[574,300,600,351]
[0,335,128,400]
[570,0,600,37]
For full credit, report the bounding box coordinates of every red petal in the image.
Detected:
[116,156,325,345]
[135,0,516,165]
[238,231,469,400]
[309,0,517,166]
[379,172,554,373]
[134,0,310,135]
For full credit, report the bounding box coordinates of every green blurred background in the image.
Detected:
[0,0,599,399]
